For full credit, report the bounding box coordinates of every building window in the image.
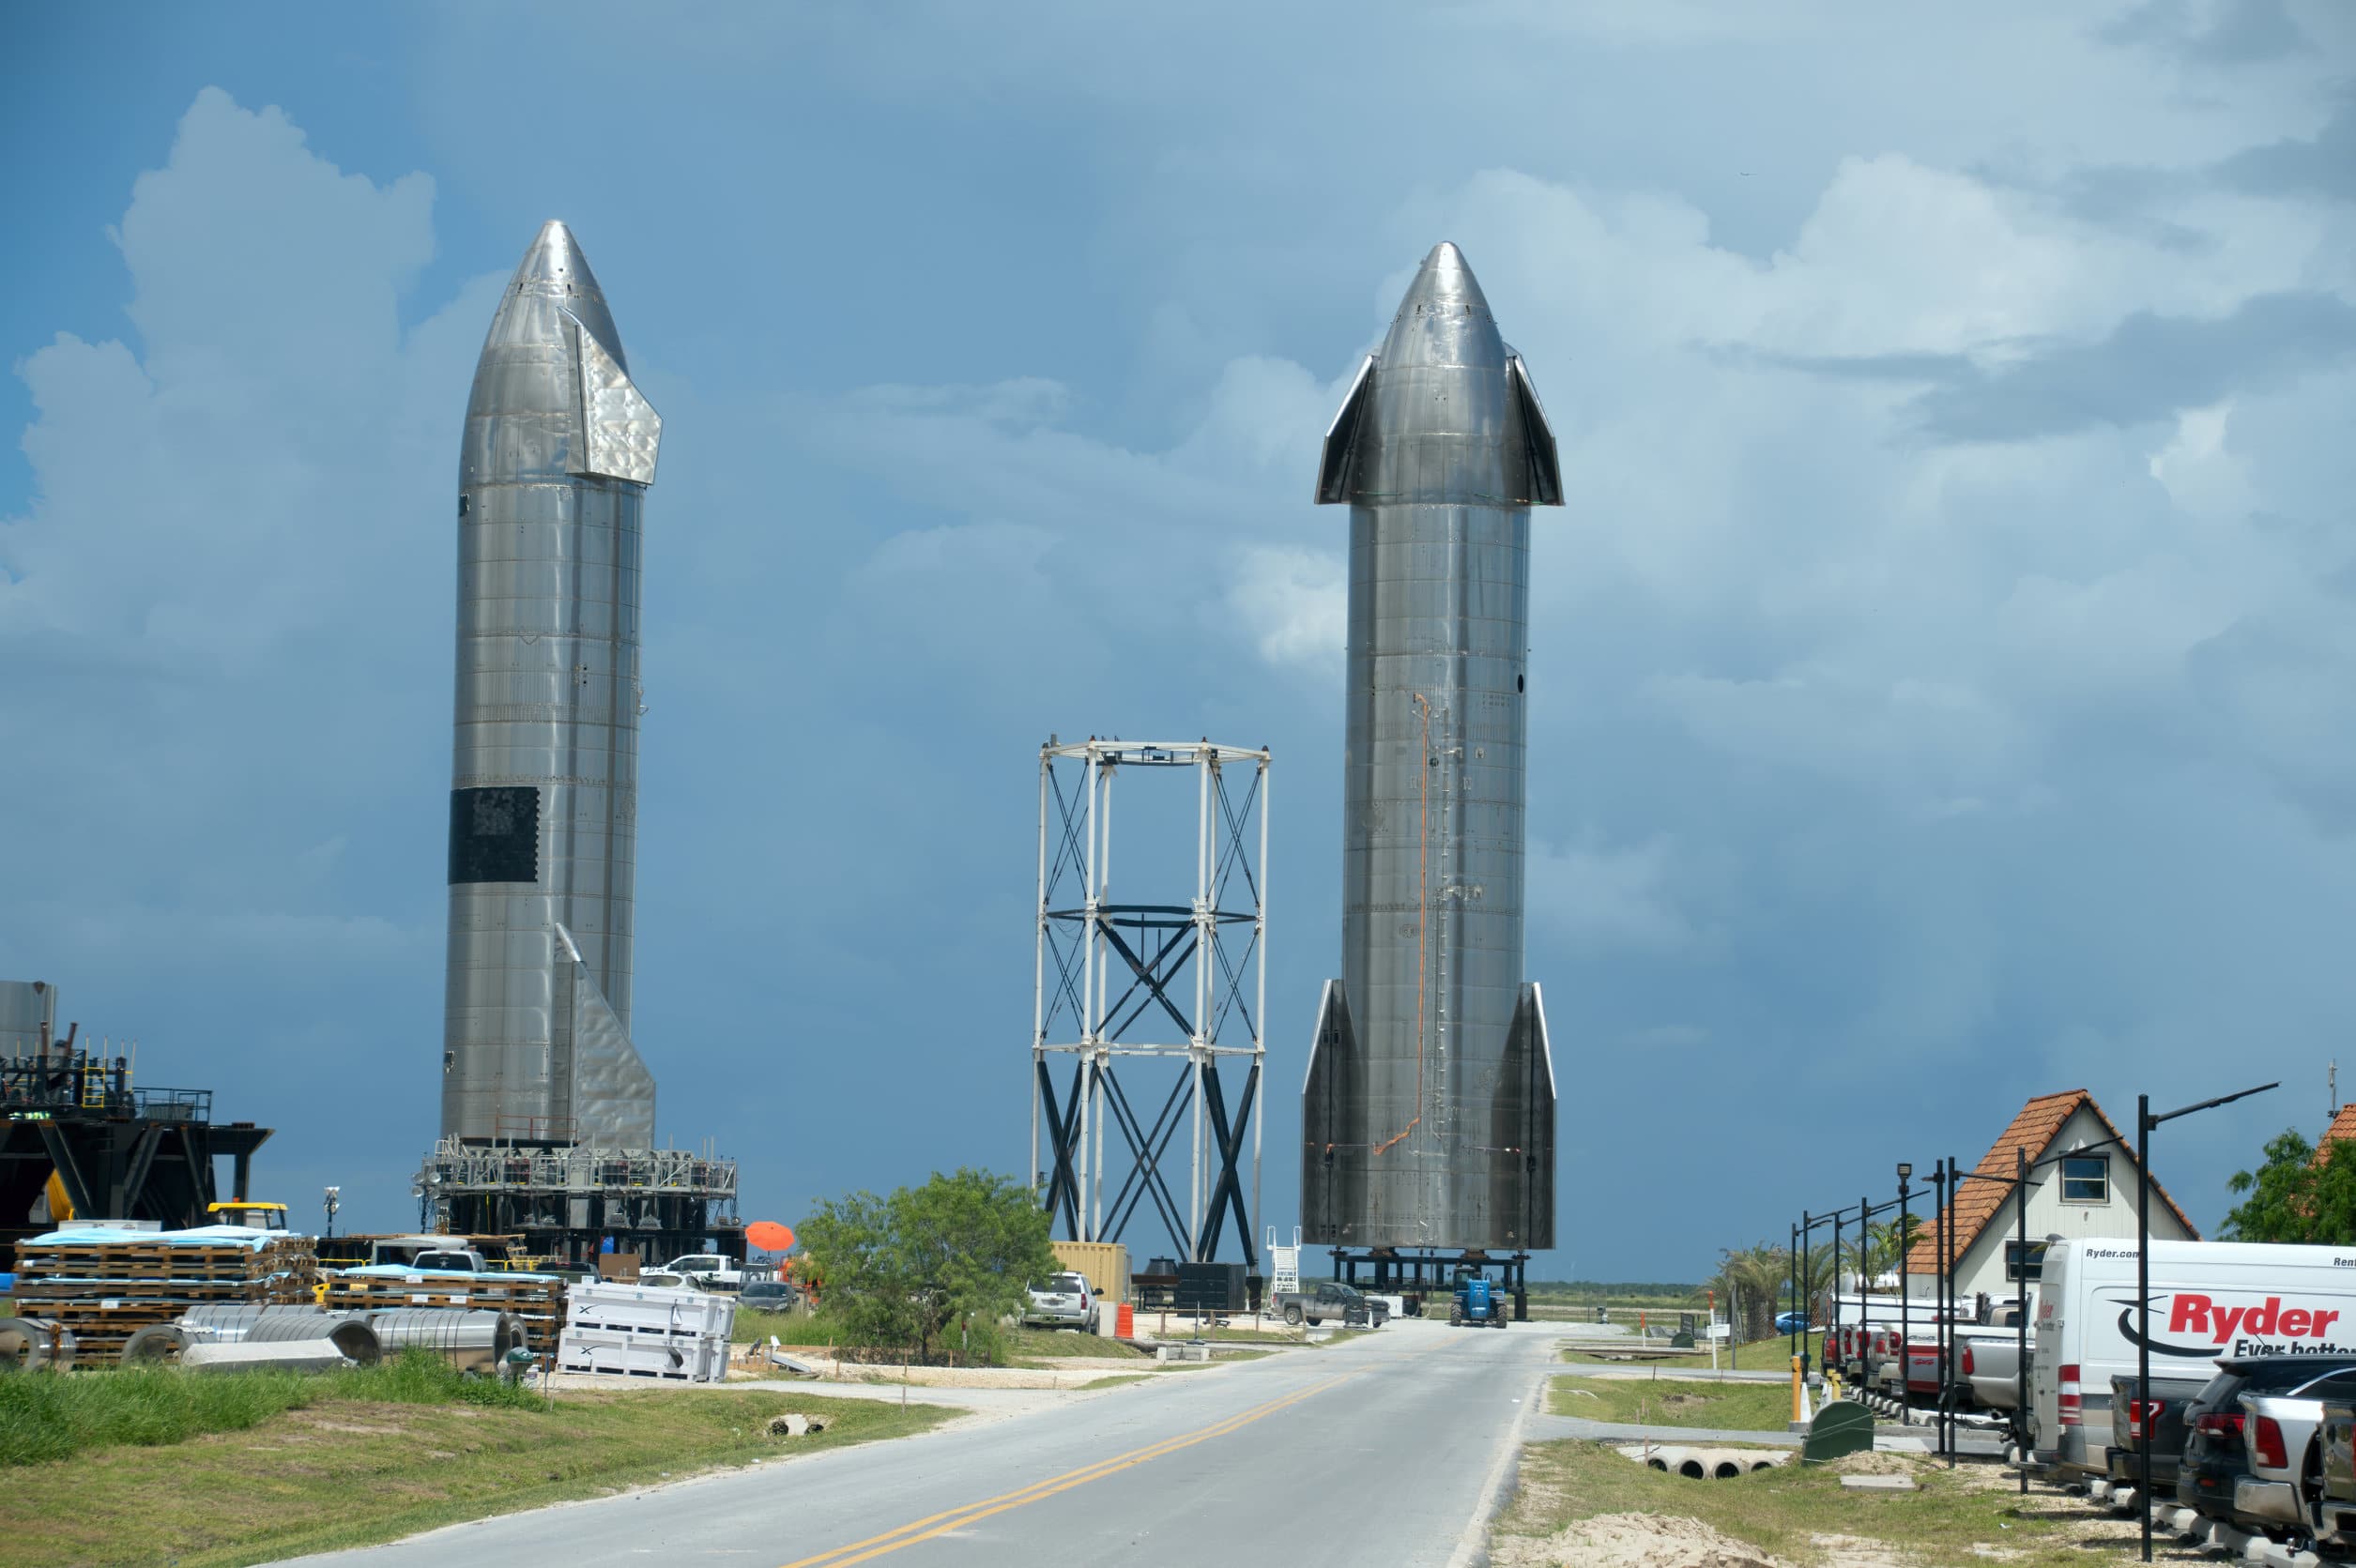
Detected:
[2004,1240,2051,1282]
[2060,1156,2108,1204]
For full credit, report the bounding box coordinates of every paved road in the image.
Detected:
[293,1317,1553,1568]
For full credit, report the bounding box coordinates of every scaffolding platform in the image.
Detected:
[412,1137,742,1268]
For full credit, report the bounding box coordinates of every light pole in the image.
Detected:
[2015,1146,2028,1492]
[1795,1209,1840,1377]
[1789,1219,1801,1363]
[1896,1163,1913,1422]
[2137,1081,2278,1562]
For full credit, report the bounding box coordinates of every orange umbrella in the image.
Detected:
[746,1221,795,1254]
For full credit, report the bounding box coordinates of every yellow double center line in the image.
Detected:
[778,1369,1361,1567]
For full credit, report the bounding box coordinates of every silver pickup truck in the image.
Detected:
[1963,1329,2028,1416]
[1270,1281,1385,1329]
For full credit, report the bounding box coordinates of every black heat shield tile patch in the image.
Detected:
[449,785,540,884]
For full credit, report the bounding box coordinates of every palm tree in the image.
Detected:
[1706,1241,1790,1342]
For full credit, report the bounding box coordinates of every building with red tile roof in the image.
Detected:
[1905,1089,2199,1306]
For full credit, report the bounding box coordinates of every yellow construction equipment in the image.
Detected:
[207,1201,290,1232]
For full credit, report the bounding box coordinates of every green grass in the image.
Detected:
[1500,1440,2155,1568]
[1733,1328,1827,1369]
[730,1306,844,1347]
[1076,1374,1150,1390]
[1005,1325,1141,1360]
[0,1383,946,1567]
[1548,1375,1796,1432]
[1555,1328,1826,1371]
[0,1349,540,1467]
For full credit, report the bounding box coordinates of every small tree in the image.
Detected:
[798,1168,1059,1362]
[2222,1129,2356,1244]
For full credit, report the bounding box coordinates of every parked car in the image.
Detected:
[1775,1310,1813,1334]
[2238,1364,2356,1534]
[1271,1281,1384,1329]
[661,1254,745,1291]
[1024,1271,1094,1330]
[740,1279,796,1312]
[2177,1357,2356,1530]
[2103,1371,2209,1495]
[635,1269,688,1289]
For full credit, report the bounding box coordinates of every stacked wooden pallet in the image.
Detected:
[321,1268,565,1352]
[9,1230,317,1362]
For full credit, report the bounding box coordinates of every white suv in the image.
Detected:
[1024,1271,1094,1330]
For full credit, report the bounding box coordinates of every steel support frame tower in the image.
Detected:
[1032,739,1268,1268]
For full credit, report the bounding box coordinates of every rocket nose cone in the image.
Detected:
[1379,241,1504,370]
[485,219,625,371]
[513,220,595,289]
[1395,241,1492,320]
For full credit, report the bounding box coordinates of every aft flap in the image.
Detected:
[555,922,656,1149]
[1315,356,1377,505]
[1507,354,1563,507]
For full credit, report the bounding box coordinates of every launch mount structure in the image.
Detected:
[1032,738,1268,1270]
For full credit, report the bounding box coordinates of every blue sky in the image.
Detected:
[4,2,2353,1278]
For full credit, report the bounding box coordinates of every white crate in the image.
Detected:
[563,1283,735,1341]
[558,1326,705,1381]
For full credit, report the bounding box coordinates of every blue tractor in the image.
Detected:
[1450,1271,1508,1329]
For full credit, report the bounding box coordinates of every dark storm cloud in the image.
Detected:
[1911,293,2356,441]
[1767,293,2356,442]
[2216,96,2356,202]
[2098,0,2312,63]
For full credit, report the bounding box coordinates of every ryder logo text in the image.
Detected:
[2168,1295,2341,1342]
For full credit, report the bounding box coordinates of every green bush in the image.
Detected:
[798,1168,1057,1364]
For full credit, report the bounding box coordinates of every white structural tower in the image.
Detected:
[1031,738,1269,1266]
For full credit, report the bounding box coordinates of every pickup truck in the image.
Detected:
[411,1248,489,1272]
[1963,1333,2027,1419]
[2237,1365,2356,1534]
[2313,1396,2356,1550]
[2104,1371,2208,1495]
[660,1254,745,1292]
[1270,1281,1384,1329]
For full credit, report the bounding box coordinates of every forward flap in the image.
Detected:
[1314,356,1376,505]
[570,316,662,485]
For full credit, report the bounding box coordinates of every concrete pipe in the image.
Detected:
[1712,1461,1743,1479]
[1645,1456,1668,1470]
[1677,1458,1707,1479]
[121,1325,191,1365]
[182,1340,357,1374]
[1751,1460,1777,1472]
[367,1310,521,1373]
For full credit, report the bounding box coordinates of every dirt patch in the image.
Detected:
[1825,1451,1927,1477]
[1493,1512,1790,1568]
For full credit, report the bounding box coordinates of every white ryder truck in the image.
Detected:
[2029,1239,2356,1480]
